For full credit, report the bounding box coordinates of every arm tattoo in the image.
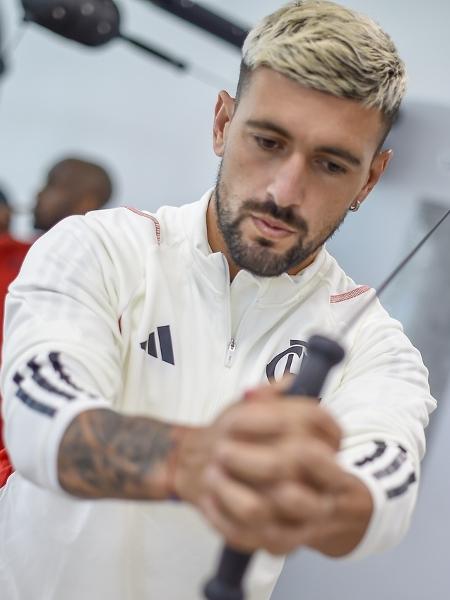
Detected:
[58,409,181,500]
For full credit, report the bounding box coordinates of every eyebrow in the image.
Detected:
[245,119,362,167]
[246,119,293,140]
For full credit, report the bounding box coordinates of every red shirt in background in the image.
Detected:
[0,233,32,486]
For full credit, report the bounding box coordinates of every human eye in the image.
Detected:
[317,159,347,175]
[253,135,281,151]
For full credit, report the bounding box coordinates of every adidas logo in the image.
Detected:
[140,325,175,365]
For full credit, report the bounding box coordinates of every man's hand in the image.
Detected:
[174,381,373,557]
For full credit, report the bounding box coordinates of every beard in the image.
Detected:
[214,161,346,277]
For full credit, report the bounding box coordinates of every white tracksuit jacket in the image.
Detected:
[0,191,435,600]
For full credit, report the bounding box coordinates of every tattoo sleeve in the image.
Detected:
[58,408,184,500]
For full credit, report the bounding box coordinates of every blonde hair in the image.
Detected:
[239,0,406,123]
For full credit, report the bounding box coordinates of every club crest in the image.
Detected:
[266,339,308,382]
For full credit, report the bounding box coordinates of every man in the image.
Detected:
[33,156,113,232]
[0,2,434,600]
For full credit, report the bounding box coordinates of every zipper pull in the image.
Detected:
[225,338,236,367]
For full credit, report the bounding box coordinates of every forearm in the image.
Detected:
[58,408,189,500]
[2,348,205,502]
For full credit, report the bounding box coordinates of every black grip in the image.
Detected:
[204,548,252,600]
[203,334,345,600]
[287,335,345,396]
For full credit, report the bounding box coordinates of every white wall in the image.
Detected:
[1,1,450,598]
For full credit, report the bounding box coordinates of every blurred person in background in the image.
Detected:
[33,156,113,233]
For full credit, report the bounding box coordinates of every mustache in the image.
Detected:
[240,198,308,233]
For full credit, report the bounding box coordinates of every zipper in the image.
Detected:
[225,337,236,367]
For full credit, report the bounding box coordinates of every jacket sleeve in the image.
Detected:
[324,304,435,560]
[0,215,124,492]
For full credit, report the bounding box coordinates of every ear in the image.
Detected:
[353,149,393,206]
[212,91,236,157]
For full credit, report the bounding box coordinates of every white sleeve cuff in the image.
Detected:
[337,441,419,560]
[3,351,110,494]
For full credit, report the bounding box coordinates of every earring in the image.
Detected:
[349,200,361,212]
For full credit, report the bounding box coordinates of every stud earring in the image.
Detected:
[349,200,361,212]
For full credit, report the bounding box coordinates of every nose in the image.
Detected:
[266,153,307,208]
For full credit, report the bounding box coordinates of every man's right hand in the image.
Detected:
[173,381,346,555]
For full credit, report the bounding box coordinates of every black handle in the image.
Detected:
[287,334,345,397]
[203,334,345,600]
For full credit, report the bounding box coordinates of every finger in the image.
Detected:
[267,481,335,523]
[199,494,261,553]
[261,497,360,556]
[222,401,341,449]
[216,438,335,487]
[220,401,291,440]
[242,381,342,449]
[203,464,271,526]
[295,442,349,491]
[216,439,283,485]
[282,401,342,450]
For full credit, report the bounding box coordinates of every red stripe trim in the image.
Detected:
[330,285,371,303]
[124,207,161,244]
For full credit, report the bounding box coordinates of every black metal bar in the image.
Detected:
[119,32,186,69]
[140,0,248,48]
